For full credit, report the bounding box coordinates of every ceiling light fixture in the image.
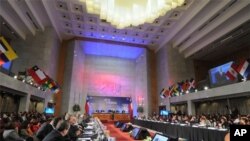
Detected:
[81,0,185,29]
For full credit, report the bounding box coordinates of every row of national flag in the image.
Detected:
[160,78,196,99]
[0,36,18,65]
[226,59,250,80]
[27,65,60,93]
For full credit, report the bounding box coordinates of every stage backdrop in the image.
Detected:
[87,96,131,115]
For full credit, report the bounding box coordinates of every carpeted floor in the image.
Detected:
[103,123,135,141]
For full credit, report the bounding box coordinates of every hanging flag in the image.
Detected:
[0,40,8,53]
[27,66,48,85]
[188,78,196,92]
[168,85,175,97]
[85,97,90,115]
[0,59,4,66]
[0,36,18,61]
[236,59,250,78]
[182,80,190,92]
[226,63,238,80]
[50,80,60,93]
[177,81,184,93]
[160,88,168,99]
[172,84,180,96]
[0,53,9,65]
[128,98,133,119]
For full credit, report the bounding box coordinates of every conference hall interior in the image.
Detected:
[1,0,250,141]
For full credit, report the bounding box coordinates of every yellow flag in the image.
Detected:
[0,36,18,61]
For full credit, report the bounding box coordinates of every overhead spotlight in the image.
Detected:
[204,86,208,90]
[186,90,189,94]
[14,75,17,79]
[30,82,33,85]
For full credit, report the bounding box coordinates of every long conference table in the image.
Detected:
[132,119,228,141]
[92,113,130,121]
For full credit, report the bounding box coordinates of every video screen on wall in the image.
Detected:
[208,61,237,86]
[44,107,54,114]
[160,110,169,116]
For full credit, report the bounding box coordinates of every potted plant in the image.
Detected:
[137,106,144,117]
[73,104,81,112]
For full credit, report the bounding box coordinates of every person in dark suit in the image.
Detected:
[43,120,70,141]
[67,115,81,141]
[3,121,25,141]
[36,117,63,140]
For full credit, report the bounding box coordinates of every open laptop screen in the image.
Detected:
[152,133,169,141]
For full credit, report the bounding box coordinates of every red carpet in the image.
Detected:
[103,123,135,141]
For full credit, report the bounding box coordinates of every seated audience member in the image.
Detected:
[220,116,229,129]
[36,117,63,140]
[19,121,33,140]
[199,116,211,127]
[239,117,248,125]
[30,119,40,134]
[3,121,25,141]
[181,115,189,124]
[43,121,70,141]
[233,114,240,124]
[67,116,81,141]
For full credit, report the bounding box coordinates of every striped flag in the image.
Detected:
[0,40,8,53]
[160,88,167,99]
[236,59,250,78]
[226,63,238,80]
[0,36,18,62]
[27,66,48,85]
[128,98,133,119]
[188,78,196,92]
[50,80,60,93]
[85,97,90,115]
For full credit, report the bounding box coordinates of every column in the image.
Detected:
[187,100,196,115]
[18,94,31,112]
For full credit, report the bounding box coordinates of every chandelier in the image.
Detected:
[80,0,185,29]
